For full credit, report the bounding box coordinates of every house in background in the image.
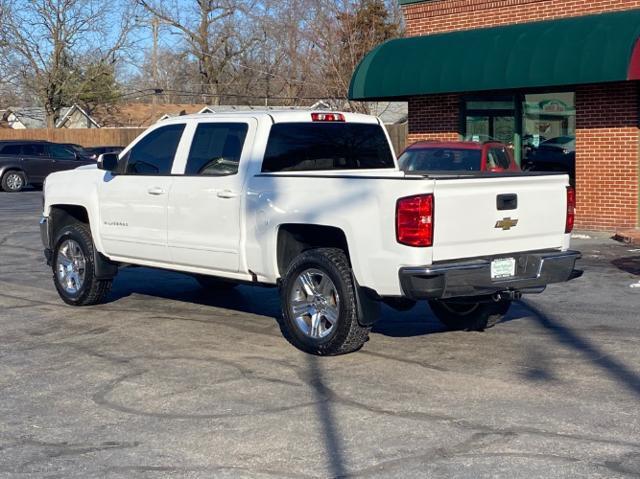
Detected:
[1,105,99,129]
[56,105,100,128]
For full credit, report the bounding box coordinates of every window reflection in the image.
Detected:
[522,92,576,185]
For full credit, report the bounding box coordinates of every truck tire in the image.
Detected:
[194,274,237,291]
[279,248,370,355]
[52,223,113,306]
[1,170,26,192]
[428,298,511,331]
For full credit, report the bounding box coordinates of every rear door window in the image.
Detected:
[487,147,511,170]
[124,124,186,175]
[22,144,46,157]
[0,144,22,155]
[185,123,248,176]
[262,122,394,172]
[48,144,77,160]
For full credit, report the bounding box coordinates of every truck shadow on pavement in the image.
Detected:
[109,266,450,337]
[107,266,282,319]
[108,268,640,401]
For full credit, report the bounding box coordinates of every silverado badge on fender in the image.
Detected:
[495,218,519,230]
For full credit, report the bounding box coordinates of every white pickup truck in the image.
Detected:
[40,111,581,355]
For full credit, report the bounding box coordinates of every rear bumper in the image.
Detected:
[399,250,582,300]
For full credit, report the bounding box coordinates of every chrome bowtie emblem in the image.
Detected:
[495,217,518,231]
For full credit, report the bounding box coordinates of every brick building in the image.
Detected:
[349,1,640,231]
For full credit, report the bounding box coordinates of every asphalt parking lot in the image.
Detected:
[1,190,639,478]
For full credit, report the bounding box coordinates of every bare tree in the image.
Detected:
[122,0,400,108]
[0,0,136,127]
[309,0,400,111]
[255,0,321,105]
[137,0,258,105]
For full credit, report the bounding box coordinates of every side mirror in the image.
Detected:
[97,153,119,172]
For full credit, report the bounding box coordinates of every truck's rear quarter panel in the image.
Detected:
[245,172,436,295]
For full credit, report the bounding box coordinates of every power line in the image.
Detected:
[156,88,347,102]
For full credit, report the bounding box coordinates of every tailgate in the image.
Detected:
[432,174,568,262]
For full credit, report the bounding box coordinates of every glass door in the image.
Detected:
[465,116,490,142]
[463,96,518,163]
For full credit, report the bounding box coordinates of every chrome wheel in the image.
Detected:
[56,239,87,295]
[5,173,23,191]
[289,268,340,339]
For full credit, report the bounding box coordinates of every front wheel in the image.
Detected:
[428,298,511,331]
[52,223,113,306]
[279,248,370,355]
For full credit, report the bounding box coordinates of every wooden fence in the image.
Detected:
[0,128,146,147]
[385,122,408,155]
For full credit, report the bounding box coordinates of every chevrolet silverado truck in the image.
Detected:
[40,111,581,355]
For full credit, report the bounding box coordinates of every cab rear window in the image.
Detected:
[262,123,394,172]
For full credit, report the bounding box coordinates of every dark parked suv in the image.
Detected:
[0,140,94,192]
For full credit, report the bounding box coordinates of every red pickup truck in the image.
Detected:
[398,141,520,173]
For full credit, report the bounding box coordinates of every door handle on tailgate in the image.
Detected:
[147,186,165,196]
[497,194,518,210]
[217,190,238,199]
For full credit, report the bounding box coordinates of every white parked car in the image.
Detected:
[40,111,581,355]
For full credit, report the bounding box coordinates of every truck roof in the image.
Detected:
[157,110,381,125]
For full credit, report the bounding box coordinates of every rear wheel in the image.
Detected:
[1,171,26,192]
[429,298,511,331]
[279,248,370,355]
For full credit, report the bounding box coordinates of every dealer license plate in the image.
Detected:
[491,257,516,279]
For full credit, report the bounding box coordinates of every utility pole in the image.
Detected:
[151,16,159,106]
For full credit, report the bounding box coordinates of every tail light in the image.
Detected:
[565,186,576,233]
[311,112,345,122]
[396,194,434,247]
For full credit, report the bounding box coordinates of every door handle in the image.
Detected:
[147,186,165,196]
[217,190,238,199]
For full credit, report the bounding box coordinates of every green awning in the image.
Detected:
[349,10,640,100]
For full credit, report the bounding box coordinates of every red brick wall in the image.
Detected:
[403,0,640,37]
[575,83,639,230]
[407,94,460,143]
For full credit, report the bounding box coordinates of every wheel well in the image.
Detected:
[1,167,25,179]
[277,224,350,276]
[50,205,89,237]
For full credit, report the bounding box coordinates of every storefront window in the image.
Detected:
[522,92,576,184]
[461,92,576,183]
